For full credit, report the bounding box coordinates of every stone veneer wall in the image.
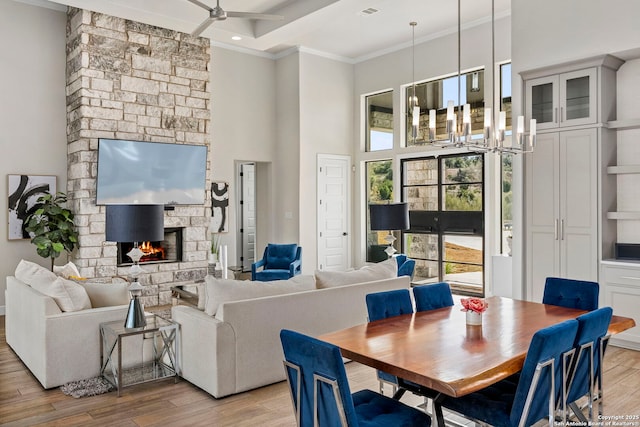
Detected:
[65,8,211,306]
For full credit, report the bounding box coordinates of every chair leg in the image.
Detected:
[379,380,384,395]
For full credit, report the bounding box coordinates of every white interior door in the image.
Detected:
[317,154,350,271]
[240,163,256,271]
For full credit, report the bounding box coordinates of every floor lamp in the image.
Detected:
[369,203,410,258]
[106,204,164,329]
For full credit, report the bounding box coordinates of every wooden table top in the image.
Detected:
[319,296,636,398]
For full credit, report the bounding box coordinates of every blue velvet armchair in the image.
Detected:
[251,243,302,281]
[394,254,415,279]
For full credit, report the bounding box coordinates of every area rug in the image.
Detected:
[60,377,115,398]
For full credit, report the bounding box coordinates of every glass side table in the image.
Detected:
[100,314,180,396]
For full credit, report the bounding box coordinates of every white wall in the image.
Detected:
[299,52,354,271]
[511,0,640,298]
[210,46,277,266]
[0,1,68,311]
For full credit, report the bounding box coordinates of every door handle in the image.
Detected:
[342,232,348,236]
[554,219,559,240]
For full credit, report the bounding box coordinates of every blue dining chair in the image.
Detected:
[565,307,613,422]
[542,277,599,311]
[394,254,416,279]
[413,282,454,312]
[279,329,432,427]
[438,319,579,427]
[251,243,302,281]
[365,289,414,398]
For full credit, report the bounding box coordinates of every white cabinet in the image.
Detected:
[526,128,598,301]
[601,262,640,349]
[525,68,597,130]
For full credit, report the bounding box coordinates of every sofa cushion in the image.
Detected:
[80,281,130,307]
[204,274,316,316]
[53,261,81,279]
[15,260,92,312]
[315,258,397,289]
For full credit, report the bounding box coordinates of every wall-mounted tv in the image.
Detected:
[96,139,207,205]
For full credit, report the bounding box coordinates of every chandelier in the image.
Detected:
[410,0,536,154]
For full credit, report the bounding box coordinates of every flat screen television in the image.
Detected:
[96,139,207,205]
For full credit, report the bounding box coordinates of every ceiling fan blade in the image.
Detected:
[186,0,213,12]
[226,11,284,21]
[191,17,216,37]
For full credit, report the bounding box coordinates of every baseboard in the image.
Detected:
[610,336,640,351]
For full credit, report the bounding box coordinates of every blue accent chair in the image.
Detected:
[413,282,454,312]
[251,244,302,281]
[279,329,432,427]
[542,277,599,311]
[365,289,414,397]
[565,307,613,422]
[394,255,416,279]
[439,319,579,427]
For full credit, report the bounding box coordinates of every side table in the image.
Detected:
[100,314,180,396]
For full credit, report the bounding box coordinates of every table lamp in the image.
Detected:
[105,204,164,329]
[369,203,410,258]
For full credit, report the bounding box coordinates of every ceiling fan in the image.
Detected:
[187,0,284,37]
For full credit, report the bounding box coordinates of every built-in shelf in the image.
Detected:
[607,211,640,220]
[607,118,640,130]
[607,165,640,174]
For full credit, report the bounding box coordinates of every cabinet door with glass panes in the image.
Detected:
[525,67,597,130]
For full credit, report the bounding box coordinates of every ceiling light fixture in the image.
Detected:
[424,0,535,154]
[409,21,419,145]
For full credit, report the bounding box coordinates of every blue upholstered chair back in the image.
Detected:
[510,319,579,426]
[542,277,599,311]
[567,307,613,404]
[395,255,416,279]
[280,329,358,426]
[366,289,413,322]
[266,243,299,269]
[413,282,454,312]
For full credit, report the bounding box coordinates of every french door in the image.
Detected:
[401,154,485,296]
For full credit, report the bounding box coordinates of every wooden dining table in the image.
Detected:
[319,296,636,426]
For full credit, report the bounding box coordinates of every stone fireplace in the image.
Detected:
[64,8,212,306]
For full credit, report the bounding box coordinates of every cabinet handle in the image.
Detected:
[560,219,564,240]
[620,276,640,281]
[560,106,564,123]
[554,219,559,240]
[554,108,558,123]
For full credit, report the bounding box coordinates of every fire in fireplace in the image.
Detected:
[117,227,183,266]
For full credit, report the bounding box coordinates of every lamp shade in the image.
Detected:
[105,205,164,242]
[369,203,409,231]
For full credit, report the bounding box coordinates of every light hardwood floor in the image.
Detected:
[1,315,639,426]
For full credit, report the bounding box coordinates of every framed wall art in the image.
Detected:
[211,181,229,233]
[7,174,57,240]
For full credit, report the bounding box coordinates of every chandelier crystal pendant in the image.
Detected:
[409,21,419,144]
[423,0,535,155]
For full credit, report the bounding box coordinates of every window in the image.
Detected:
[405,70,485,146]
[500,62,513,253]
[366,91,393,151]
[402,154,484,296]
[365,160,395,262]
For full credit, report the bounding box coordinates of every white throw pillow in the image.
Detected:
[315,257,397,289]
[15,260,91,312]
[53,261,81,279]
[204,274,316,316]
[80,281,130,307]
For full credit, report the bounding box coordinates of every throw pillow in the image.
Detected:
[80,281,130,308]
[53,261,81,279]
[15,260,91,312]
[315,257,397,289]
[204,274,316,316]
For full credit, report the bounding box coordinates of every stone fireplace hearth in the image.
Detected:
[64,8,212,306]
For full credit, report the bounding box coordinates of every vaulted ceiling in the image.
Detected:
[34,0,509,61]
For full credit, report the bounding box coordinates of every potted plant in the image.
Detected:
[24,192,79,271]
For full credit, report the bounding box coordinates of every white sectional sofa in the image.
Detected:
[172,274,410,398]
[6,276,130,388]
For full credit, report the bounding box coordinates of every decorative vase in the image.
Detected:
[466,310,483,326]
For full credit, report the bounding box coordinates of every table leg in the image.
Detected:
[433,394,446,427]
[117,335,122,397]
